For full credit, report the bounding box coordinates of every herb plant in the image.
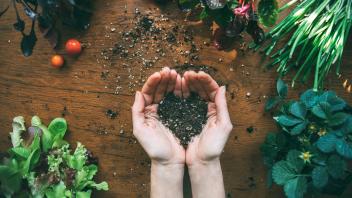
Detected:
[0,116,108,197]
[251,0,352,91]
[261,79,352,198]
[0,0,92,57]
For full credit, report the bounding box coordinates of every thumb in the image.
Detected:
[215,86,231,125]
[132,91,145,128]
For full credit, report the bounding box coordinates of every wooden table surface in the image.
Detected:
[0,0,351,197]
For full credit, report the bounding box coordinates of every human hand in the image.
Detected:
[132,67,185,165]
[183,71,232,198]
[183,71,233,166]
[132,67,185,198]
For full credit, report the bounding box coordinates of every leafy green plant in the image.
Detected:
[252,0,352,91]
[0,116,108,198]
[262,79,352,198]
[0,0,92,57]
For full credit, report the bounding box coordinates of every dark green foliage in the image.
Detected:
[258,0,279,27]
[261,79,352,198]
[0,0,92,56]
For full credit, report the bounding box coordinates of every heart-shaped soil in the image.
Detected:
[158,93,208,146]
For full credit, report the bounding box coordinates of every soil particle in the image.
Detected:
[158,93,208,146]
[246,126,254,134]
[106,109,118,119]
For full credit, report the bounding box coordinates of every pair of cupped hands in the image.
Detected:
[132,67,233,167]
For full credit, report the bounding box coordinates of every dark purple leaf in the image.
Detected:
[13,18,25,32]
[21,20,37,57]
[28,126,42,137]
[247,20,265,44]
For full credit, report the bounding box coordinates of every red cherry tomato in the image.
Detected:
[51,55,64,68]
[65,39,82,55]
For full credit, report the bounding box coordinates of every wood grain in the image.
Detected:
[0,0,351,197]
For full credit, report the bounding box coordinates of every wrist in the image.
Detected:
[151,161,184,198]
[187,159,225,198]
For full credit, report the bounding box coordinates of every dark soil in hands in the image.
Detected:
[158,93,208,146]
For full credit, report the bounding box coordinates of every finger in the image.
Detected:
[215,86,231,126]
[167,69,177,93]
[142,72,161,105]
[190,71,208,100]
[154,67,171,103]
[174,74,182,97]
[198,71,219,101]
[184,71,196,92]
[132,91,145,131]
[181,76,190,98]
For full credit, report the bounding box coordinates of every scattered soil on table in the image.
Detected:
[158,93,208,146]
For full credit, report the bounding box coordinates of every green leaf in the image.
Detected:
[31,115,42,127]
[329,112,348,126]
[277,78,288,98]
[199,8,208,20]
[66,142,88,170]
[316,133,337,153]
[286,150,304,172]
[274,115,302,127]
[10,116,26,148]
[312,166,328,188]
[22,148,40,174]
[265,96,281,111]
[0,159,22,196]
[289,102,306,119]
[258,0,279,27]
[45,181,66,198]
[311,102,331,119]
[48,118,67,139]
[88,181,109,191]
[76,190,92,198]
[39,124,53,152]
[283,177,307,198]
[178,0,199,11]
[29,133,40,152]
[336,139,352,159]
[327,155,346,179]
[272,161,297,185]
[226,0,239,9]
[300,89,318,108]
[290,122,307,135]
[11,147,31,159]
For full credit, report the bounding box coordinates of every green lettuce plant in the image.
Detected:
[0,116,108,198]
[261,79,352,198]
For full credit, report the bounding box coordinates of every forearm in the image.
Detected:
[151,161,184,198]
[188,159,225,198]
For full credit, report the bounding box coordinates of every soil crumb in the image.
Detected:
[158,93,208,146]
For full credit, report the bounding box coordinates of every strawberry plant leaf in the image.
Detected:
[277,78,288,98]
[327,155,346,179]
[316,133,337,153]
[289,121,307,135]
[329,112,348,127]
[283,177,307,198]
[300,89,318,108]
[274,115,302,127]
[289,102,307,119]
[286,150,304,172]
[336,139,352,159]
[312,166,328,188]
[272,161,297,185]
[312,102,331,119]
